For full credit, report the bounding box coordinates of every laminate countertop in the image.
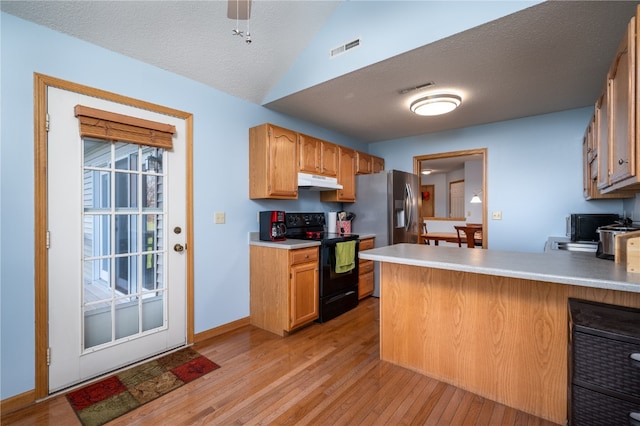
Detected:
[358,243,640,294]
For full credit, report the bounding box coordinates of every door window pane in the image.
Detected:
[82,140,166,351]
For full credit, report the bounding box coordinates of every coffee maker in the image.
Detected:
[259,211,287,242]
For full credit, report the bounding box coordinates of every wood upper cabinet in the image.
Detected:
[581,12,636,198]
[596,90,610,190]
[608,17,636,187]
[298,134,338,177]
[356,151,373,174]
[372,156,385,173]
[321,146,356,202]
[583,116,596,199]
[250,245,319,336]
[320,141,339,177]
[298,133,320,174]
[356,152,385,175]
[249,124,298,199]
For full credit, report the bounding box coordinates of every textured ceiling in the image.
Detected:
[2,1,638,142]
[1,0,341,104]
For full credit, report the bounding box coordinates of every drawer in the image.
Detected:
[358,271,374,299]
[290,247,318,265]
[571,384,640,426]
[573,331,640,398]
[359,259,374,274]
[359,238,375,251]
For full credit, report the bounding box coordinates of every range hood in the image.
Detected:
[297,172,343,191]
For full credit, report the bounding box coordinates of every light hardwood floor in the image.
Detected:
[2,297,559,425]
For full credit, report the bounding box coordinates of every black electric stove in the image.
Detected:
[285,212,360,322]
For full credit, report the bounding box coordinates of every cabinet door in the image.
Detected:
[338,147,357,201]
[268,125,299,197]
[596,90,610,190]
[299,134,320,174]
[320,141,338,177]
[609,18,636,185]
[289,261,319,329]
[372,156,385,173]
[583,118,595,199]
[356,151,372,174]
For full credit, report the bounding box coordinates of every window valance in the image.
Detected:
[74,105,176,149]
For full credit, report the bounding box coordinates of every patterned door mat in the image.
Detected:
[66,347,219,426]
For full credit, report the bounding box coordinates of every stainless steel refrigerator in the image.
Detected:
[350,170,419,296]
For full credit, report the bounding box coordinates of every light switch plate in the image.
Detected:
[492,211,502,220]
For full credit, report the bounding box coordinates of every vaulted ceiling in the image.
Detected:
[2,0,638,142]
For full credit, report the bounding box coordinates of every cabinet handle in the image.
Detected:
[629,412,640,426]
[619,158,629,165]
[631,352,640,367]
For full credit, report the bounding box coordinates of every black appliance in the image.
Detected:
[259,211,287,242]
[285,212,360,323]
[566,213,619,242]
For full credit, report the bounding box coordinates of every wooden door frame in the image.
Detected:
[413,148,487,248]
[34,73,194,399]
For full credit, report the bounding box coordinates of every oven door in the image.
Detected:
[319,239,359,297]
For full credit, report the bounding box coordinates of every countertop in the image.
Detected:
[358,243,640,294]
[248,232,376,250]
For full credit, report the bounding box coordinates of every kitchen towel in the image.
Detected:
[334,240,356,273]
[328,212,337,233]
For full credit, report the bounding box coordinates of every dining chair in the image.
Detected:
[455,225,483,248]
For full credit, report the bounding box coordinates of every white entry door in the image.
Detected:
[47,86,187,392]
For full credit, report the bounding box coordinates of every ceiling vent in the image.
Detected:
[330,38,361,58]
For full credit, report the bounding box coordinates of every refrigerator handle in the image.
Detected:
[404,183,413,232]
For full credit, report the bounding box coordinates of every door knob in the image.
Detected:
[174,243,185,252]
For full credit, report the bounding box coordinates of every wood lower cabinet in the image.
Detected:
[249,124,298,199]
[250,245,319,336]
[358,237,375,299]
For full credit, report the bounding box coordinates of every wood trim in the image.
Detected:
[193,317,251,343]
[34,73,49,399]
[74,105,175,149]
[0,389,36,417]
[33,73,195,400]
[414,148,488,248]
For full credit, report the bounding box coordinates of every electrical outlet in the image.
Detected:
[214,212,225,224]
[492,211,502,220]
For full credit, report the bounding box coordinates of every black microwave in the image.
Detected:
[566,213,619,242]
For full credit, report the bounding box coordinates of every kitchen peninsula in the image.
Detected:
[359,244,640,424]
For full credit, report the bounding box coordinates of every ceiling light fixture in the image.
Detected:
[410,94,462,116]
[421,169,432,175]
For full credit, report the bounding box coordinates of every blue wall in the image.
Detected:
[0,13,363,399]
[371,109,624,252]
[0,10,626,401]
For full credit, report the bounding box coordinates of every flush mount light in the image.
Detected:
[421,169,432,175]
[410,94,462,116]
